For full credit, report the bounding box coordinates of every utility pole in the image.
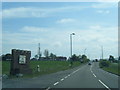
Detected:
[101,46,103,60]
[38,43,41,60]
[84,48,87,55]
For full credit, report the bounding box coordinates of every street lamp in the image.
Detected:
[70,33,75,66]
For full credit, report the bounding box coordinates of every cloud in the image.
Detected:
[57,18,76,24]
[89,25,101,29]
[2,3,117,19]
[2,6,86,18]
[92,2,117,8]
[97,0,118,2]
[2,7,48,18]
[96,10,110,14]
[52,42,62,48]
[21,26,48,32]
[2,25,118,58]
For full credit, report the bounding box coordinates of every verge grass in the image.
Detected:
[2,60,82,78]
[0,61,1,75]
[101,62,119,76]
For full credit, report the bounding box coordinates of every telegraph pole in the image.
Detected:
[84,48,87,55]
[101,46,103,60]
[38,43,41,60]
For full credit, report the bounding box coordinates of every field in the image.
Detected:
[102,63,119,76]
[2,60,82,78]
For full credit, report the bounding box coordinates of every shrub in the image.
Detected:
[99,60,110,68]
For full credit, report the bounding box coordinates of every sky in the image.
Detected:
[2,2,118,59]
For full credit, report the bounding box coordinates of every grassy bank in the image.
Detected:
[102,63,119,75]
[2,60,83,78]
[0,61,1,75]
[99,60,119,76]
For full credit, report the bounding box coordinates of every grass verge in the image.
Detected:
[2,61,83,78]
[99,61,119,76]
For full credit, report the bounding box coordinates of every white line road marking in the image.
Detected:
[61,78,64,81]
[91,71,93,73]
[71,68,81,75]
[91,63,110,90]
[54,82,59,86]
[98,80,111,90]
[93,74,96,77]
[65,76,68,79]
[46,87,51,90]
[90,65,97,78]
[68,74,70,77]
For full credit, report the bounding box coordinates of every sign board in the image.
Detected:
[10,49,32,75]
[19,55,26,64]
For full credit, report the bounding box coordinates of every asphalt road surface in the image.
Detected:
[2,62,119,90]
[50,62,118,89]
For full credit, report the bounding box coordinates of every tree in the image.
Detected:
[34,55,38,60]
[2,53,12,61]
[49,53,56,60]
[99,60,110,68]
[109,55,115,62]
[81,55,89,63]
[78,55,82,59]
[44,49,49,58]
[71,54,79,61]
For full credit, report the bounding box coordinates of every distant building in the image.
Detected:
[40,57,49,61]
[31,58,37,61]
[2,54,12,61]
[34,56,67,61]
[56,56,67,61]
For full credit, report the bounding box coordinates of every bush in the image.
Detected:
[99,60,110,68]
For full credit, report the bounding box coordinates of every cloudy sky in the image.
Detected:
[2,2,118,59]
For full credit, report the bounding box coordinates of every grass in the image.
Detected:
[2,60,83,78]
[0,61,1,75]
[2,61,11,75]
[100,62,119,76]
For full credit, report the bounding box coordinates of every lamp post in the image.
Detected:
[70,33,75,67]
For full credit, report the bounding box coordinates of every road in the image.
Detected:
[2,62,119,90]
[49,62,118,89]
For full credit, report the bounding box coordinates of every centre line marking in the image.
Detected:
[61,78,64,81]
[54,82,59,86]
[46,87,51,90]
[65,76,68,79]
[93,74,96,77]
[68,74,70,77]
[98,80,111,90]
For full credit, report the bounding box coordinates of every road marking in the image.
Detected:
[65,76,67,78]
[91,70,93,73]
[90,65,97,78]
[71,68,81,75]
[98,80,111,90]
[61,78,64,81]
[68,74,70,77]
[93,73,96,77]
[54,82,59,86]
[46,87,51,90]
